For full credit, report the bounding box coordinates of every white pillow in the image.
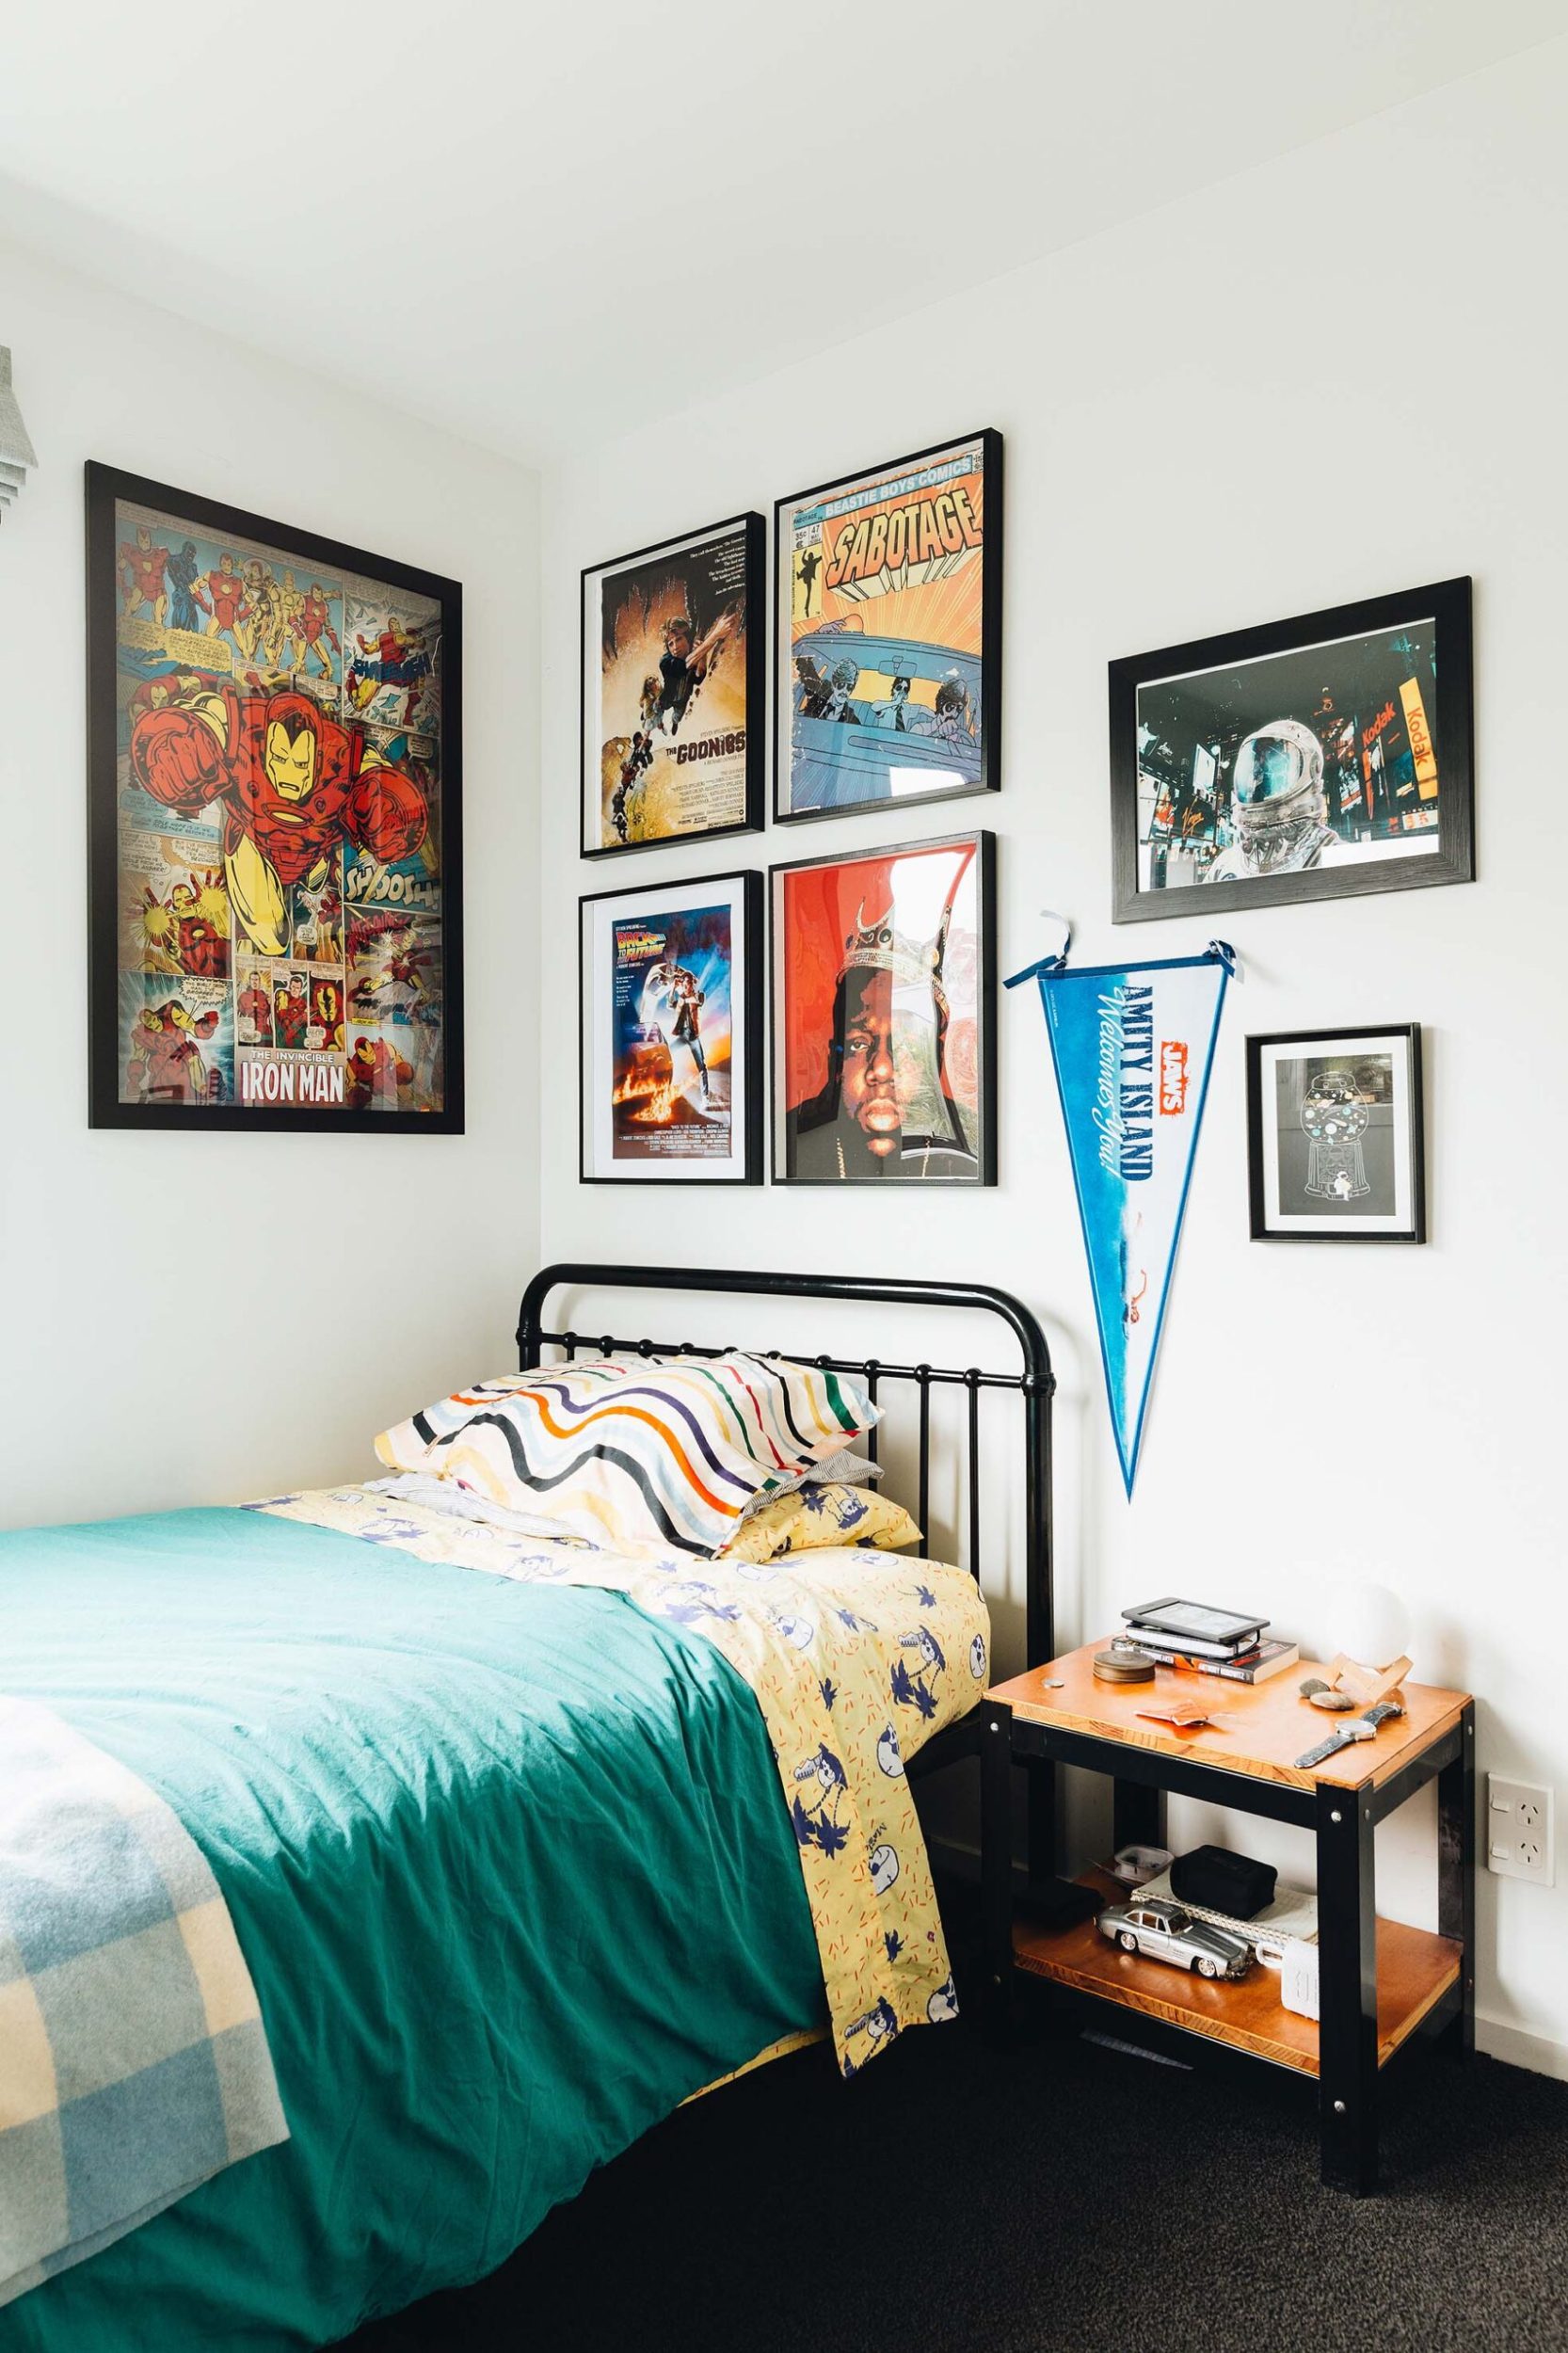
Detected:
[735,1448,883,1521]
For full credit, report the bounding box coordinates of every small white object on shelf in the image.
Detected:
[1279,1937,1320,2021]
[1104,1844,1175,1887]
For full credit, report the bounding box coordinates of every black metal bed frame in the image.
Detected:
[517,1261,1057,1884]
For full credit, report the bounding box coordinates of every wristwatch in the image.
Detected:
[1295,1699,1405,1772]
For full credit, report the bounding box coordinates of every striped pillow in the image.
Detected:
[375,1353,880,1559]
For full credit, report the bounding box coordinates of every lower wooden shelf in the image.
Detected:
[1013,1872,1461,2078]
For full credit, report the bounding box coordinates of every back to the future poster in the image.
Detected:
[610,902,734,1160]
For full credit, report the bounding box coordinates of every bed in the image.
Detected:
[0,1262,1054,2353]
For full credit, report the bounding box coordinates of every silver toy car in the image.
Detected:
[1096,1896,1253,1980]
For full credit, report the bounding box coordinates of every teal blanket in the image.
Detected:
[0,1509,823,2351]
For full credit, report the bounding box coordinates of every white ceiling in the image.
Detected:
[0,0,1559,466]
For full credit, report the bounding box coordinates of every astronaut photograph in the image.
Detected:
[581,514,763,856]
[771,832,995,1187]
[1246,1024,1426,1242]
[1110,577,1473,920]
[87,464,462,1130]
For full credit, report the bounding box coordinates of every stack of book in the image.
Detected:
[1122,1596,1299,1685]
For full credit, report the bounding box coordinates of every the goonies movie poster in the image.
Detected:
[586,517,758,851]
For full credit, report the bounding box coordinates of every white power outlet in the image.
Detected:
[1487,1776,1556,1885]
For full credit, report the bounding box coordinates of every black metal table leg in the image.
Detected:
[1317,1785,1379,2193]
[981,1700,1015,2041]
[1435,1701,1476,2058]
[1024,1752,1057,1891]
[1113,1775,1166,1853]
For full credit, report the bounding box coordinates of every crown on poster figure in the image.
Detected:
[0,349,38,522]
[842,897,953,1010]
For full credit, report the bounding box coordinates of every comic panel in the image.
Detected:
[286,845,346,966]
[345,909,444,1115]
[116,499,346,704]
[235,963,276,1049]
[342,725,441,920]
[234,960,348,1109]
[119,973,234,1109]
[345,1015,443,1117]
[118,827,231,981]
[590,522,752,849]
[343,585,441,734]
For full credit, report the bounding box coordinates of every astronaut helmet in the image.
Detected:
[1231,718,1326,842]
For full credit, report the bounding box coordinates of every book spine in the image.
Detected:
[1139,1647,1286,1683]
[1124,1626,1263,1660]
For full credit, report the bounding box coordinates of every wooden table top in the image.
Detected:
[991,1640,1470,1796]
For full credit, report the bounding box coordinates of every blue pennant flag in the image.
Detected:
[1007,935,1233,1497]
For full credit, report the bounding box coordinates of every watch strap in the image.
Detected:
[1295,1728,1352,1770]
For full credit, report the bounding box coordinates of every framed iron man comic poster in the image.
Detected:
[86,463,463,1130]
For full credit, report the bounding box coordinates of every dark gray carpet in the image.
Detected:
[349,2006,1568,2353]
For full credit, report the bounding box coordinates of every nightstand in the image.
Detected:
[982,1641,1475,2193]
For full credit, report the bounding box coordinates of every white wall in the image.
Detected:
[537,44,1568,2066]
[0,239,539,1527]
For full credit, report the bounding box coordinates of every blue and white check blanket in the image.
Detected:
[0,1697,287,2309]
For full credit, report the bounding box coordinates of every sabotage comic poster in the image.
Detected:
[583,513,763,855]
[776,432,1001,821]
[88,466,461,1129]
[581,872,760,1183]
[772,832,995,1186]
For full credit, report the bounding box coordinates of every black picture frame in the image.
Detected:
[773,429,1002,825]
[87,460,464,1133]
[1245,1023,1426,1242]
[1110,577,1474,922]
[580,512,765,859]
[769,829,997,1187]
[579,867,763,1185]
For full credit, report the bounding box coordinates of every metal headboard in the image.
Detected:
[516,1261,1056,1678]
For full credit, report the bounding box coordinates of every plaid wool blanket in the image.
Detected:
[0,1697,287,2309]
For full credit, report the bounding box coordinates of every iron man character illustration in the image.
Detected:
[126,999,221,1104]
[127,672,429,958]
